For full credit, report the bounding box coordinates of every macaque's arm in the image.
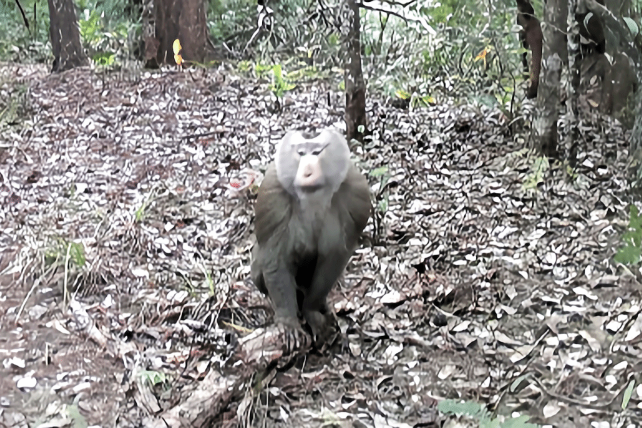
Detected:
[254,164,292,246]
[335,164,372,247]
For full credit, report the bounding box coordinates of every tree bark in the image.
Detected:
[530,0,566,157]
[47,0,88,73]
[343,0,367,143]
[567,0,581,166]
[516,0,543,99]
[142,0,159,66]
[147,0,219,67]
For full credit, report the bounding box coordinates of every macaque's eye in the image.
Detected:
[297,148,306,156]
[311,149,321,156]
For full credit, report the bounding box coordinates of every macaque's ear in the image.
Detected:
[275,131,305,189]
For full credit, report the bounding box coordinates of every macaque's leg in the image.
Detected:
[521,51,529,75]
[250,246,268,294]
[261,263,300,328]
[302,251,350,337]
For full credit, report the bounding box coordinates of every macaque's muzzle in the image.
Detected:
[295,155,324,191]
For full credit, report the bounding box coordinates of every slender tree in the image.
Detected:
[342,0,367,143]
[47,0,88,72]
[566,0,581,166]
[530,0,567,158]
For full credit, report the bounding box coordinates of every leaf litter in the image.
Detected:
[0,62,641,427]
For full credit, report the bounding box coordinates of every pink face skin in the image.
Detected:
[295,154,324,191]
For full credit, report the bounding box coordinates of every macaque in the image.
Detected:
[516,0,542,99]
[577,8,606,56]
[516,0,606,99]
[602,53,638,117]
[251,129,371,343]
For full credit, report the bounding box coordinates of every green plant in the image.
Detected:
[68,242,86,268]
[0,0,51,61]
[237,59,253,74]
[0,82,28,128]
[208,0,255,45]
[523,156,549,191]
[614,205,642,265]
[45,238,86,269]
[623,379,635,409]
[565,164,579,181]
[395,89,436,110]
[140,370,168,386]
[78,8,132,66]
[254,62,273,78]
[369,165,390,214]
[196,262,215,295]
[438,399,538,428]
[135,196,152,222]
[269,64,296,99]
[368,165,389,244]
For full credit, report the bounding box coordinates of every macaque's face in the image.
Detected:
[292,141,329,192]
[276,131,350,198]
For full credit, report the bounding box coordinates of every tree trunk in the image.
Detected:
[516,0,543,99]
[343,0,367,143]
[147,0,219,67]
[142,0,159,66]
[530,0,566,157]
[567,0,581,166]
[47,0,88,73]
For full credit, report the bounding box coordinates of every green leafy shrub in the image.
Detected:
[0,0,51,61]
[78,8,134,66]
[614,205,642,265]
[438,399,538,428]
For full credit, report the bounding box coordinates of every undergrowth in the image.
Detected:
[438,399,538,428]
[0,0,529,108]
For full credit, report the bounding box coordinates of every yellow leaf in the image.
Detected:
[174,54,183,66]
[474,48,488,62]
[173,39,182,55]
[395,89,410,100]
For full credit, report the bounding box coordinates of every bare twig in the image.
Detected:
[13,0,30,33]
[357,3,415,24]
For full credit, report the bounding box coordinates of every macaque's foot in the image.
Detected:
[272,314,312,351]
[303,309,338,347]
[273,314,304,331]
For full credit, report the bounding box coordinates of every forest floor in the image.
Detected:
[0,62,641,428]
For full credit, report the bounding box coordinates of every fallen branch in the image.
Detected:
[143,324,311,428]
[71,297,312,427]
